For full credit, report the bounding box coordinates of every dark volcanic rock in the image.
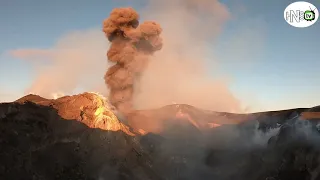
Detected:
[1,94,320,180]
[204,122,320,180]
[15,93,135,136]
[301,106,320,121]
[127,104,309,134]
[308,106,320,112]
[15,94,50,102]
[0,102,161,180]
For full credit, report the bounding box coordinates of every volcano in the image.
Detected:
[0,93,320,180]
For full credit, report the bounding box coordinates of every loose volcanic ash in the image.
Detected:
[103,7,163,115]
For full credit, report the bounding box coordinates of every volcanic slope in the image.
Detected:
[16,92,134,135]
[0,98,161,180]
[1,93,320,179]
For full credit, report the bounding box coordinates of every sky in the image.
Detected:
[0,0,319,112]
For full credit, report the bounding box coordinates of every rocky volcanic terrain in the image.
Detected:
[1,93,320,180]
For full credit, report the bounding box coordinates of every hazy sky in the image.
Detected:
[0,0,319,112]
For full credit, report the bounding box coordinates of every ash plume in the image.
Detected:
[103,7,163,114]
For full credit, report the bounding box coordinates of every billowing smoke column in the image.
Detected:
[103,7,163,114]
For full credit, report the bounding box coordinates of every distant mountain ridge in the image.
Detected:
[13,93,319,134]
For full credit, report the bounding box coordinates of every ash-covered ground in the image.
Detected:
[0,93,320,180]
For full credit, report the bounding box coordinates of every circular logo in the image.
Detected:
[284,1,318,28]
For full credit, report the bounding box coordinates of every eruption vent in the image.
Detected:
[103,7,163,114]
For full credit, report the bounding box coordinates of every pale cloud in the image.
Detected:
[132,0,244,113]
[9,29,111,99]
[9,49,54,61]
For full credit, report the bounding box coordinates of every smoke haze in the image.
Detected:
[133,0,242,113]
[9,29,110,99]
[8,0,257,113]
